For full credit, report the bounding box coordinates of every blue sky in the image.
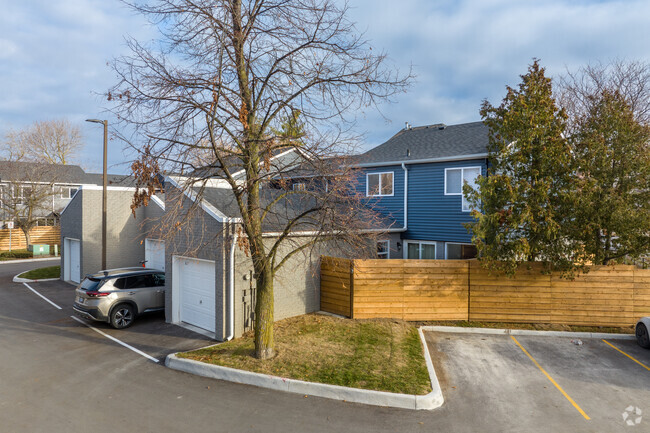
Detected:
[1,0,650,174]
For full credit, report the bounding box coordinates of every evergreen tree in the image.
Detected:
[466,60,576,274]
[571,90,650,265]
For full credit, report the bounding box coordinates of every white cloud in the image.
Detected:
[1,0,649,171]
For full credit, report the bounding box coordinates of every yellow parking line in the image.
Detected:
[602,340,650,371]
[511,336,590,420]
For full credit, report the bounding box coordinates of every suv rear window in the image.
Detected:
[80,277,104,291]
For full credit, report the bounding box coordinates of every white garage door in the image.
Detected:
[176,257,215,333]
[64,238,81,283]
[145,239,165,271]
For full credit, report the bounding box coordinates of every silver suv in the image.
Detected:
[73,268,165,329]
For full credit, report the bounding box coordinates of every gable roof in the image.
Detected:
[359,121,489,166]
[0,160,135,186]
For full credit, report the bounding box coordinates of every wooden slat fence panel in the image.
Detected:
[351,259,469,321]
[320,256,352,317]
[0,226,60,251]
[322,256,650,327]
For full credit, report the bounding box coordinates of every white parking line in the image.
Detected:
[22,282,62,310]
[70,316,160,363]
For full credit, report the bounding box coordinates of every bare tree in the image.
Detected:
[559,60,650,131]
[0,162,59,246]
[110,0,411,359]
[2,119,84,164]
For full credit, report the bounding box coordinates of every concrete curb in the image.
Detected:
[420,325,636,340]
[0,257,60,265]
[165,329,444,411]
[12,275,59,283]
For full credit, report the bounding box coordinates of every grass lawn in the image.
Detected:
[179,314,432,395]
[417,320,634,334]
[18,265,61,280]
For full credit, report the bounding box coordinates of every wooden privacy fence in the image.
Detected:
[320,256,650,327]
[0,226,60,251]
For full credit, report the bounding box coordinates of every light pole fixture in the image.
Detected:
[86,119,108,270]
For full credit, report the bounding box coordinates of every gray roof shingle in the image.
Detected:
[360,121,489,165]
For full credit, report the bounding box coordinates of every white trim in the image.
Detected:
[150,194,165,211]
[403,240,437,260]
[78,185,138,192]
[165,176,242,223]
[230,147,305,179]
[401,163,408,231]
[59,188,81,216]
[226,232,238,341]
[444,242,475,260]
[377,239,390,259]
[359,153,488,168]
[365,171,394,197]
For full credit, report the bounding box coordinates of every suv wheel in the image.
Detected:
[637,323,650,349]
[110,304,135,329]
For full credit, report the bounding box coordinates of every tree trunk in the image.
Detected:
[21,227,31,248]
[254,265,274,359]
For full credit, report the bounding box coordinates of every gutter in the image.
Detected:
[226,229,238,341]
[358,153,488,168]
[401,163,408,232]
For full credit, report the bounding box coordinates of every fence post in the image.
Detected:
[349,259,354,319]
[467,261,471,321]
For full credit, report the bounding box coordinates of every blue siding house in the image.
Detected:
[357,121,489,260]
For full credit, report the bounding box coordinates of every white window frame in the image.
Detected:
[366,171,394,197]
[377,240,390,259]
[403,240,437,259]
[292,183,306,191]
[59,186,78,199]
[445,242,476,260]
[444,166,481,212]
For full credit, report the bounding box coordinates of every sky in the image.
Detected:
[1,0,650,174]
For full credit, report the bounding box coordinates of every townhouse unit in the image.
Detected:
[357,121,489,260]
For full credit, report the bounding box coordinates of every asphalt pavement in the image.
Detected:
[1,259,648,433]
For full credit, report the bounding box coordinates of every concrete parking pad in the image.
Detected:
[424,331,650,432]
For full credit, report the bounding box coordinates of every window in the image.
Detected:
[366,172,393,197]
[59,186,78,199]
[444,167,481,211]
[377,240,390,259]
[405,241,436,259]
[17,186,32,205]
[446,243,478,260]
[293,183,306,191]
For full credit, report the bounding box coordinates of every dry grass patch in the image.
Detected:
[179,314,432,395]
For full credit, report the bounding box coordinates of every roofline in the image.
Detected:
[229,147,307,179]
[150,194,165,211]
[165,176,242,223]
[357,153,489,168]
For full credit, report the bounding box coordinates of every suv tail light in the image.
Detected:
[86,291,110,297]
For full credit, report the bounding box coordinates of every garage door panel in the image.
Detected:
[176,257,215,333]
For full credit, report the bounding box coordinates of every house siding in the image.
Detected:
[404,158,487,244]
[59,191,83,281]
[356,165,405,229]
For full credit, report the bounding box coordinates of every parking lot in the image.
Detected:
[424,330,650,432]
[3,259,650,433]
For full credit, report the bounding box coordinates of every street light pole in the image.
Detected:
[86,119,108,270]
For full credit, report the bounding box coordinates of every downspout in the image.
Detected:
[401,163,408,231]
[226,225,238,341]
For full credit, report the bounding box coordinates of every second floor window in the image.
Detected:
[60,186,78,199]
[366,172,393,197]
[445,167,481,211]
[292,183,306,191]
